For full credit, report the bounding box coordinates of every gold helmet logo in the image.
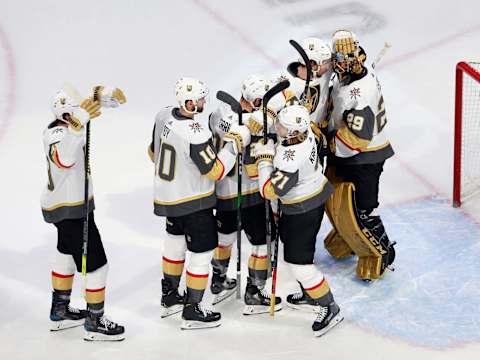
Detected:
[60,98,66,105]
[296,117,302,124]
[186,84,192,92]
[309,43,315,51]
[265,84,270,91]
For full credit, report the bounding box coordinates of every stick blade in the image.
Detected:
[216,90,242,114]
[263,79,290,105]
[62,82,85,103]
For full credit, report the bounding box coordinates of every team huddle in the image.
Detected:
[40,29,396,341]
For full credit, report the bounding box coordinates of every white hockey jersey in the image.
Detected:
[41,121,94,223]
[285,63,333,125]
[151,107,236,217]
[258,131,333,215]
[209,105,264,211]
[329,66,394,165]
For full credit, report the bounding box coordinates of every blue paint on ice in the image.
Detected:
[315,197,480,349]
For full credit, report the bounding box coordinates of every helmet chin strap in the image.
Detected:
[183,100,200,115]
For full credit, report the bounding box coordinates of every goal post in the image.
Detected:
[453,61,480,207]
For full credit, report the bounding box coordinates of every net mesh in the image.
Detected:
[461,62,480,199]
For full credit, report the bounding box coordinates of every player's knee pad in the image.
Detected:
[163,233,187,261]
[86,263,109,290]
[325,181,395,280]
[52,251,76,275]
[218,232,236,248]
[187,250,214,275]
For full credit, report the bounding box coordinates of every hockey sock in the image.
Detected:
[163,257,185,289]
[289,263,333,306]
[86,264,108,315]
[186,250,213,303]
[211,232,235,276]
[248,245,268,287]
[51,252,76,302]
[163,233,187,288]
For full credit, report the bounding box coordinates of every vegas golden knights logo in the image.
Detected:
[186,84,192,92]
[307,84,320,114]
[309,43,315,51]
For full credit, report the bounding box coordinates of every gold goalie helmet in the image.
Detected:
[332,29,366,81]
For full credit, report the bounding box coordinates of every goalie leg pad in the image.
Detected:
[325,182,393,280]
[324,229,353,259]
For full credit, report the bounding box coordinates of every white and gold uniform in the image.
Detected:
[285,68,332,125]
[258,130,333,215]
[151,107,237,217]
[41,122,94,223]
[209,105,264,211]
[329,65,394,165]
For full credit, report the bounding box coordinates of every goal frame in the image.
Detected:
[453,61,480,207]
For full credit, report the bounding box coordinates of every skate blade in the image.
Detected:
[161,304,183,318]
[242,303,283,316]
[313,314,344,337]
[286,302,321,314]
[180,319,221,330]
[50,319,85,331]
[212,288,236,305]
[83,330,125,342]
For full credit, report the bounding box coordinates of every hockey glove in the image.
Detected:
[223,123,251,154]
[93,86,127,108]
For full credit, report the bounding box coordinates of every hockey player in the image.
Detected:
[285,37,333,126]
[149,77,251,329]
[284,37,333,164]
[323,30,396,281]
[42,86,126,341]
[209,74,282,314]
[254,104,343,337]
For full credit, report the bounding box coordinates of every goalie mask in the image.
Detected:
[241,74,270,110]
[275,104,310,144]
[51,90,78,122]
[175,77,209,114]
[332,30,366,81]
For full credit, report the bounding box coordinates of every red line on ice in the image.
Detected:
[0,23,16,143]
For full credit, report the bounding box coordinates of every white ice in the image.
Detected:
[1,0,480,359]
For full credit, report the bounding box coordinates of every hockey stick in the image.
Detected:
[62,83,90,297]
[262,80,290,279]
[372,42,392,69]
[289,39,312,104]
[216,90,243,299]
[269,213,281,316]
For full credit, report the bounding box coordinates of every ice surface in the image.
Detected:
[1,1,479,359]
